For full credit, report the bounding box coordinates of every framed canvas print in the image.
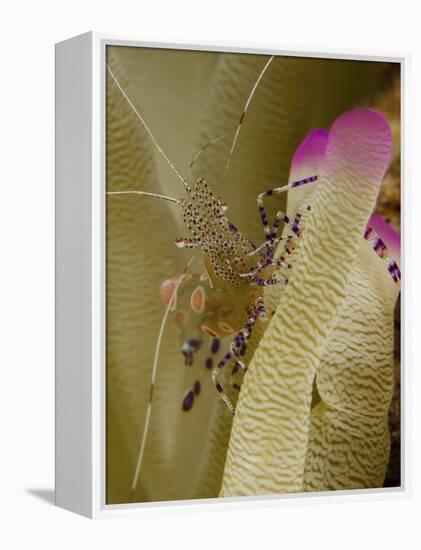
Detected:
[55,32,406,518]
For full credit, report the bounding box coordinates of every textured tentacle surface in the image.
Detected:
[304,236,400,491]
[220,109,393,496]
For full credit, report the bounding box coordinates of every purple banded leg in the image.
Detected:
[364,227,401,283]
[271,211,301,238]
[253,276,287,287]
[246,248,294,286]
[211,347,239,415]
[240,232,299,281]
[276,255,292,271]
[270,209,305,261]
[239,255,275,279]
[262,232,298,263]
[364,227,387,256]
[240,235,297,281]
[272,203,312,240]
[294,211,303,225]
[212,350,248,415]
[243,211,306,285]
[388,261,401,283]
[256,175,318,240]
[229,359,247,392]
[247,236,289,257]
[211,302,265,415]
[240,254,291,280]
[231,358,247,374]
[283,235,295,255]
[239,250,295,285]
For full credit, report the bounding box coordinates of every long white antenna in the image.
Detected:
[107,189,182,206]
[107,64,191,192]
[130,256,195,500]
[224,56,274,175]
[189,136,225,171]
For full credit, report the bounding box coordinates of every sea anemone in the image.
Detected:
[105,48,400,503]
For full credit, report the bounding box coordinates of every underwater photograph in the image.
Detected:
[105,45,401,505]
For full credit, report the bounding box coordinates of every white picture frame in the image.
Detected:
[55,31,408,518]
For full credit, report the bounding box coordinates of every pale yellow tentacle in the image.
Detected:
[220,110,392,496]
[304,238,400,491]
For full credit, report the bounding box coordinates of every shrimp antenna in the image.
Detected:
[189,135,225,173]
[107,64,191,192]
[224,55,274,176]
[107,190,182,206]
[130,256,195,501]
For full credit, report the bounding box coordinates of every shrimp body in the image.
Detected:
[168,177,268,339]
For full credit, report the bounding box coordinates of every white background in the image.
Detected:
[1,0,419,548]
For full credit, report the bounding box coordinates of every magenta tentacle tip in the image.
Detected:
[290,128,329,171]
